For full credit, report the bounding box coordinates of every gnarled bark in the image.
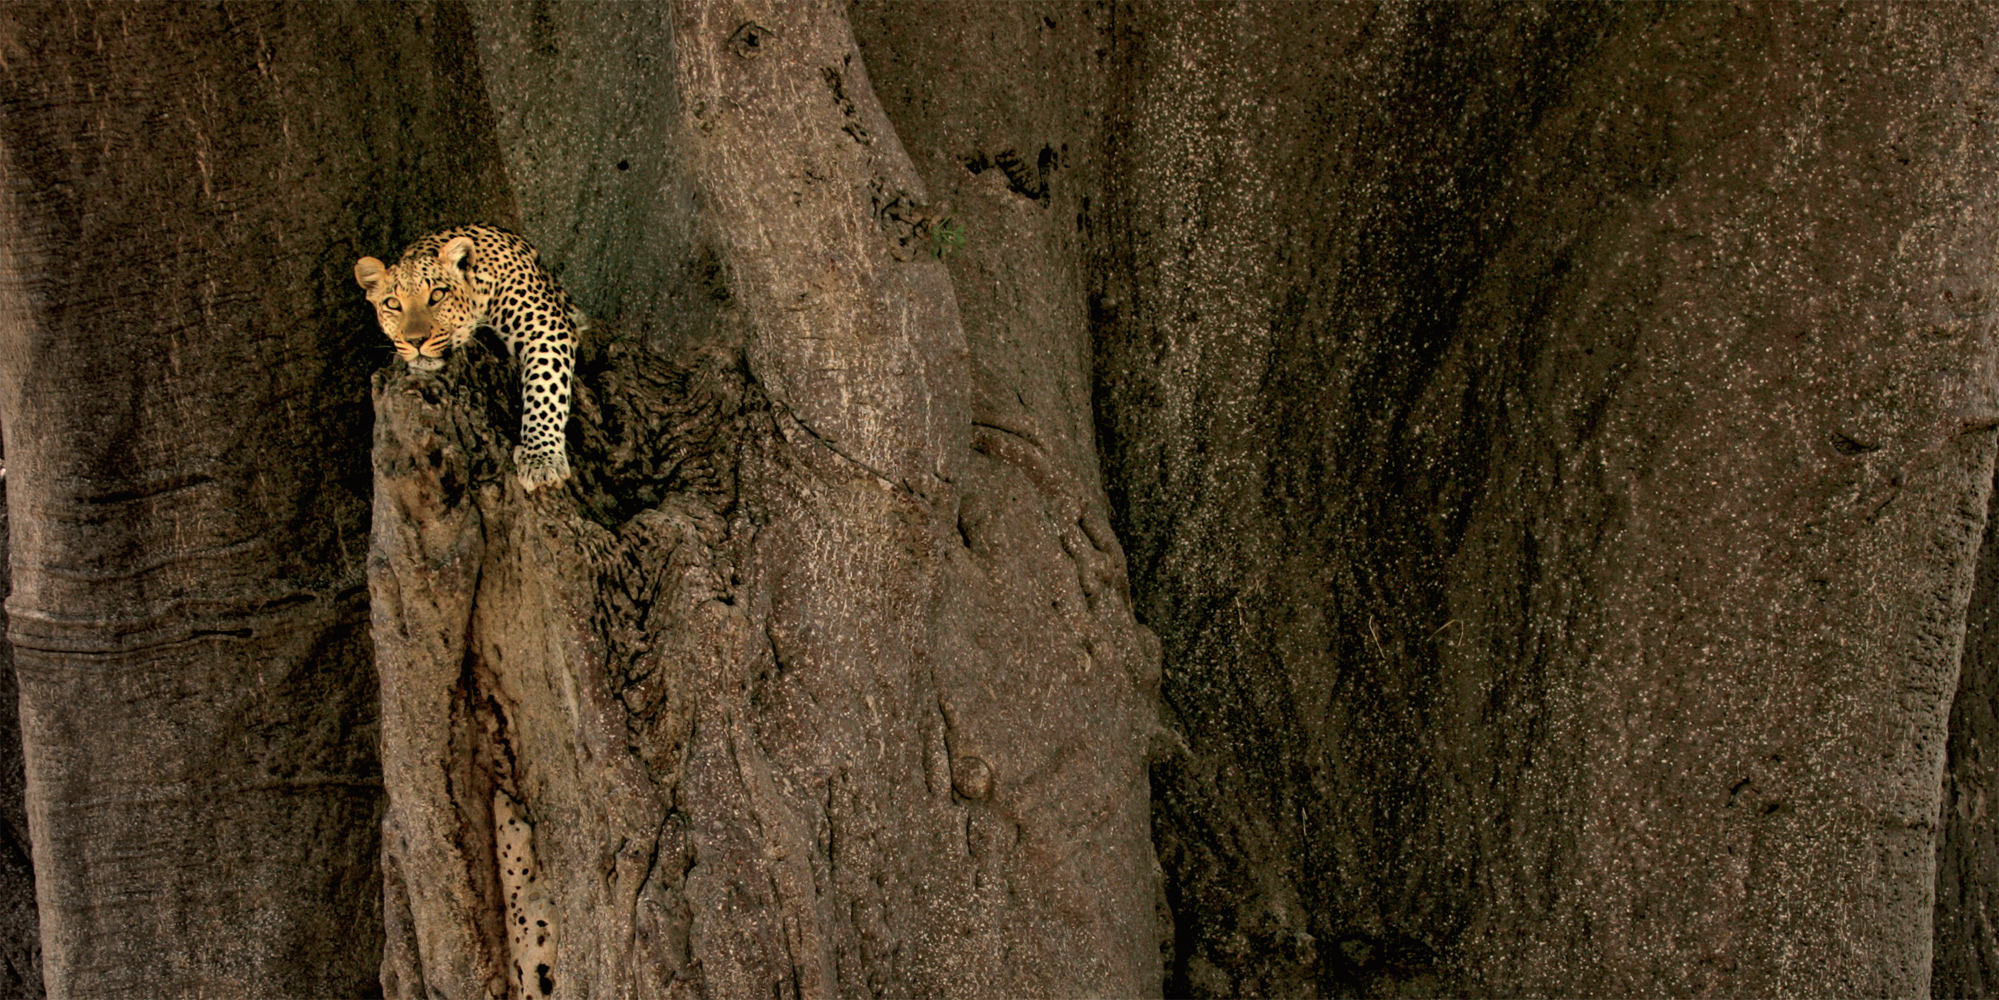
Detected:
[8,3,1999,996]
[371,3,1160,997]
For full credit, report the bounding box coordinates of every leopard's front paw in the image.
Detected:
[513,445,572,492]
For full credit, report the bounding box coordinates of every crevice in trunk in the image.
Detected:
[0,453,43,997]
[1935,455,1999,999]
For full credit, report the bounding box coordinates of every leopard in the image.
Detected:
[356,224,580,491]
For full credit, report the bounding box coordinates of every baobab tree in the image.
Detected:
[1,3,1998,998]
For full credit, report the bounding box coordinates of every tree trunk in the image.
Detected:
[7,2,1999,997]
[1098,3,1999,996]
[0,1,515,994]
[370,2,1160,997]
[465,1,713,352]
[1938,468,1999,998]
[0,472,44,996]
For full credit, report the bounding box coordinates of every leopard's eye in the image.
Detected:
[429,287,448,305]
[384,297,402,311]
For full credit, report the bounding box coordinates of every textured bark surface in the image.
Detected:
[0,2,513,994]
[1939,469,1999,998]
[372,2,1159,997]
[0,489,43,997]
[7,2,1999,997]
[669,2,1158,993]
[1096,3,1999,996]
[372,341,745,999]
[467,0,716,352]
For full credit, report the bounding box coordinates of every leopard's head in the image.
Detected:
[355,235,483,371]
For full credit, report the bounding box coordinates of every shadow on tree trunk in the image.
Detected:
[0,479,41,997]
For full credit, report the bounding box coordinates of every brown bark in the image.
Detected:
[4,2,1999,996]
[0,1,514,994]
[0,478,43,997]
[466,1,713,352]
[372,339,743,998]
[371,2,1159,997]
[1098,3,1999,996]
[1938,471,1999,998]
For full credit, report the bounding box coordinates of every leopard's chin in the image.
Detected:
[408,355,445,372]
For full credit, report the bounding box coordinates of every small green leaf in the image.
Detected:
[930,216,966,260]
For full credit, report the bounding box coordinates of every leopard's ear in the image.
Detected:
[438,236,476,282]
[354,257,387,294]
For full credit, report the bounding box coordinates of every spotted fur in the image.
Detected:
[356,224,579,491]
[495,789,558,999]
